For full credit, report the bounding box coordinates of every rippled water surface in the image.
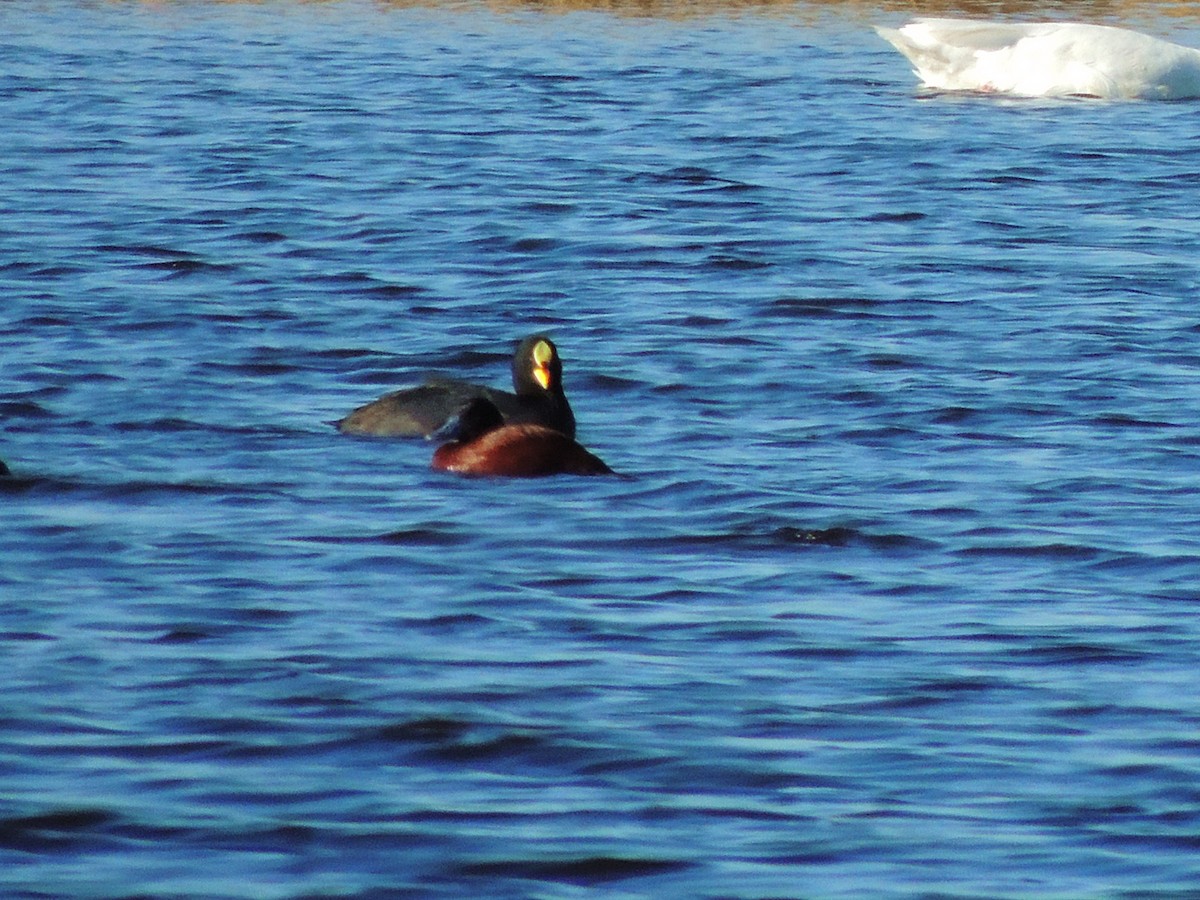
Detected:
[5,1,1200,896]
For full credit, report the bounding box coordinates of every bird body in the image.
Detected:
[430,398,611,478]
[337,335,575,439]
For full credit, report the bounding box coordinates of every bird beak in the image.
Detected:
[532,341,554,390]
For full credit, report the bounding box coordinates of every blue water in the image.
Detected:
[5,1,1200,896]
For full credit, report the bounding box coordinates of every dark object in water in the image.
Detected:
[431,398,611,478]
[338,334,575,438]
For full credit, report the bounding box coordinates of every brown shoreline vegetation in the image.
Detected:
[369,0,1200,21]
[136,0,1200,23]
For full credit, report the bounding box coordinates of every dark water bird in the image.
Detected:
[431,398,612,478]
[337,334,575,439]
[0,460,9,477]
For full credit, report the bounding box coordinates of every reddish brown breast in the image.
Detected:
[432,424,612,477]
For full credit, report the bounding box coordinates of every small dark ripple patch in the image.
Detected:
[772,526,937,551]
[0,475,276,504]
[634,165,740,188]
[18,264,86,280]
[376,528,465,547]
[761,296,893,320]
[956,542,1104,561]
[617,525,934,553]
[402,808,526,824]
[854,692,961,712]
[862,210,926,223]
[456,855,690,885]
[0,630,54,642]
[758,296,926,321]
[94,242,186,259]
[1051,703,1122,719]
[1016,643,1146,665]
[1092,413,1177,429]
[236,230,288,243]
[911,504,975,519]
[773,525,856,547]
[830,389,885,405]
[363,718,609,772]
[275,694,359,712]
[767,645,862,661]
[364,282,427,298]
[152,628,211,644]
[12,314,73,327]
[409,613,494,632]
[866,353,922,370]
[236,606,297,623]
[214,361,301,377]
[510,236,561,253]
[294,889,427,900]
[0,400,52,418]
[293,528,463,547]
[470,234,549,253]
[519,200,577,215]
[422,732,545,764]
[706,254,771,270]
[1090,831,1200,852]
[1037,801,1144,828]
[648,380,691,395]
[0,809,116,851]
[371,717,471,745]
[430,347,508,369]
[136,258,235,278]
[69,370,122,384]
[849,427,921,446]
[0,475,43,494]
[588,373,648,392]
[96,479,253,499]
[934,405,977,424]
[674,314,733,329]
[0,261,62,280]
[1098,762,1177,779]
[113,417,204,433]
[297,269,385,289]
